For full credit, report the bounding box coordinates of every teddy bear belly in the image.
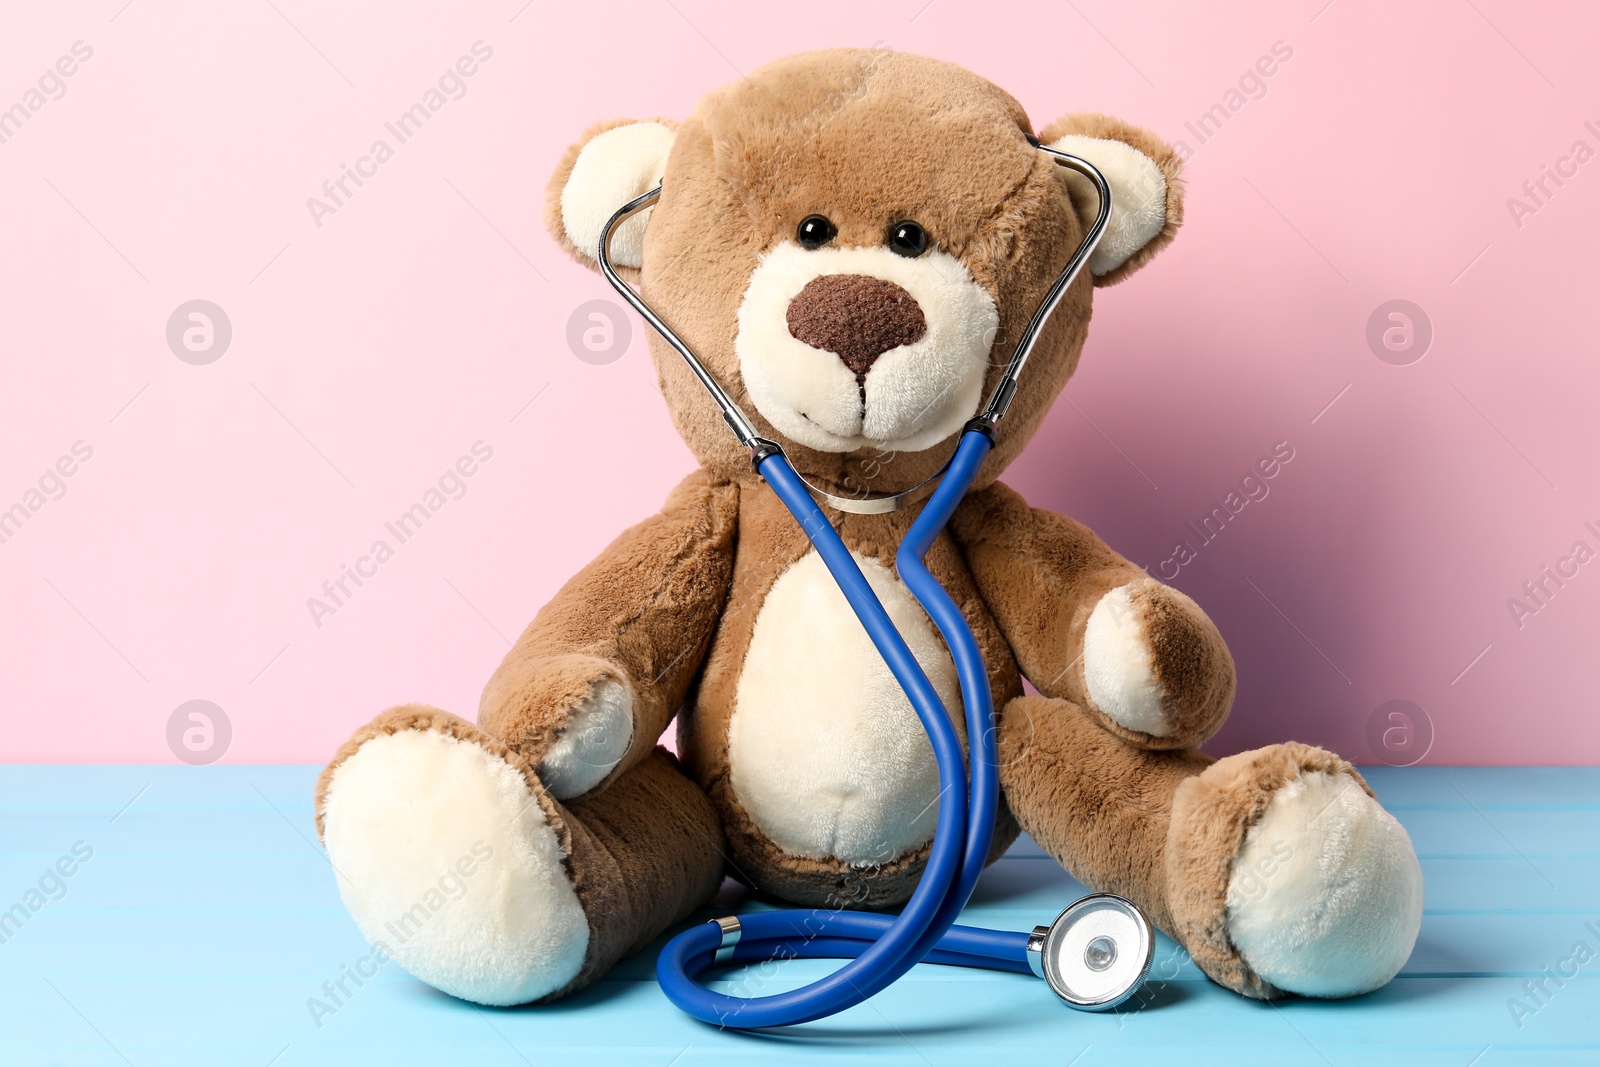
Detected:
[725,549,965,867]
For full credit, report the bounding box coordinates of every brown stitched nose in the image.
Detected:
[786,274,927,382]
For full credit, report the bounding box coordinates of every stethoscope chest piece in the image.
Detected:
[1026,893,1154,1010]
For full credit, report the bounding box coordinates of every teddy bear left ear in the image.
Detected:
[1037,113,1184,286]
[545,118,678,272]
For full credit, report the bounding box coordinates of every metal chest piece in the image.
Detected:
[1026,893,1154,1010]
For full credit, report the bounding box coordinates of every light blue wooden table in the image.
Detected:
[1,766,1596,1065]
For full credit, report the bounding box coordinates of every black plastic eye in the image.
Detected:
[888,220,928,258]
[797,215,836,249]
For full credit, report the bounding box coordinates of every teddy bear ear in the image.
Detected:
[545,118,678,271]
[1037,113,1184,286]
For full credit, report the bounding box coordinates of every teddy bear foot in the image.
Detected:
[315,706,592,1006]
[1165,742,1423,999]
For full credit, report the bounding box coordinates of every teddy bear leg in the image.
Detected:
[997,695,1422,1000]
[315,705,726,1006]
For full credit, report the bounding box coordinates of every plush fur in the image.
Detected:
[322,723,591,1004]
[738,242,998,453]
[560,121,676,267]
[316,48,1421,1008]
[729,549,963,864]
[1225,770,1424,997]
[537,676,633,799]
[1083,583,1170,737]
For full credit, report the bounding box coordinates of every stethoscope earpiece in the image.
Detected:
[596,145,1112,513]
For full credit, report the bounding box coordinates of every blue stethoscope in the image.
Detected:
[596,144,1154,1028]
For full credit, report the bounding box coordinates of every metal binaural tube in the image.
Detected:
[971,148,1113,429]
[596,185,765,451]
[594,146,1113,511]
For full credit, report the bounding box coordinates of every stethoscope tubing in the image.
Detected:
[656,430,1015,1027]
[611,143,1118,1029]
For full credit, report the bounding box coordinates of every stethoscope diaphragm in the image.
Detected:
[1026,893,1154,1010]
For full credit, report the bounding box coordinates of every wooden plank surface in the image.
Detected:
[1,765,1596,1065]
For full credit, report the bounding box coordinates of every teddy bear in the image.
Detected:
[314,48,1423,1009]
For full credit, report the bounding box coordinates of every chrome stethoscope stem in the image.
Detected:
[973,145,1112,430]
[594,189,766,452]
[595,144,1112,514]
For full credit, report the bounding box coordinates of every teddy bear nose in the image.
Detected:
[786,274,928,381]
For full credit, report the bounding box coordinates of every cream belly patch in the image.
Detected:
[727,550,963,866]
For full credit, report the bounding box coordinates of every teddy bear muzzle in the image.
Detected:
[785,274,928,383]
[735,241,1000,455]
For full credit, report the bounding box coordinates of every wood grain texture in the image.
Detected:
[0,765,1595,1065]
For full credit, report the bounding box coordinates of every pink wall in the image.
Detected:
[1,0,1595,765]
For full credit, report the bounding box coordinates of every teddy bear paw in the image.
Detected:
[1166,745,1423,999]
[536,677,633,799]
[319,713,591,1006]
[1082,580,1234,747]
[1223,768,1423,998]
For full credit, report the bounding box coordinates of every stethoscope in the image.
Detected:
[595,143,1154,1028]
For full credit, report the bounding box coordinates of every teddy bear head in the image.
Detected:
[547,48,1182,496]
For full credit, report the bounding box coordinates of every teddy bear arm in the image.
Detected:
[477,470,739,798]
[953,481,1234,749]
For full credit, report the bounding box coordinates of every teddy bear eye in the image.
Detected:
[888,220,928,258]
[797,215,836,249]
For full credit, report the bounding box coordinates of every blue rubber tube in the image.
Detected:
[656,430,1025,1028]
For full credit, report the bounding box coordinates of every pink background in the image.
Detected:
[1,0,1595,765]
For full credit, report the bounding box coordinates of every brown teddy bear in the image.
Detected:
[315,48,1422,1009]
